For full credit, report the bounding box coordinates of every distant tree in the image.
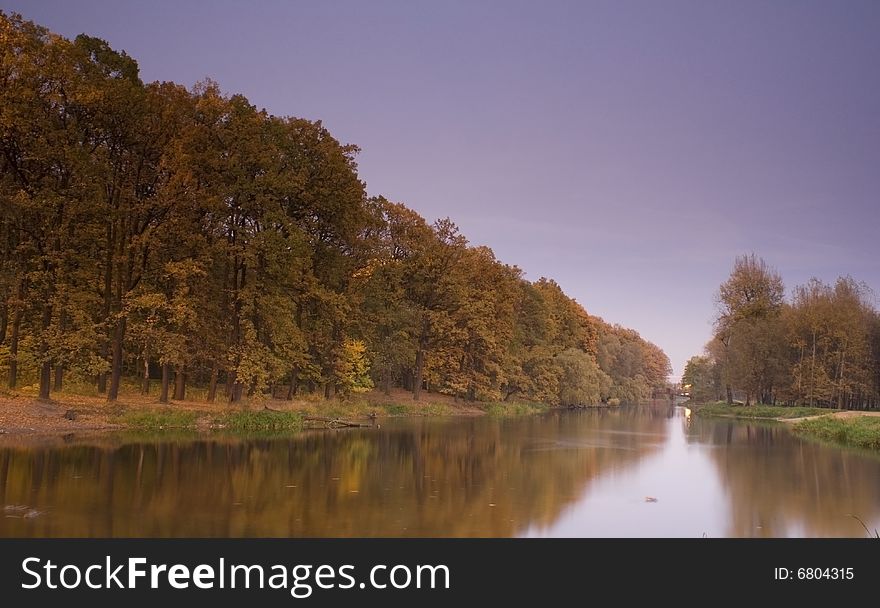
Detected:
[713,254,784,404]
[682,355,717,402]
[688,255,880,410]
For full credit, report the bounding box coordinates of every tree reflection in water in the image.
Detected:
[1,407,878,537]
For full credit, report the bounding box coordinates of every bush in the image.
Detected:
[216,410,303,432]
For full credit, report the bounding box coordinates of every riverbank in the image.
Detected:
[691,402,835,420]
[793,414,880,451]
[0,387,554,438]
[690,401,880,451]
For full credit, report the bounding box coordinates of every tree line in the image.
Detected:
[683,254,880,409]
[0,13,670,406]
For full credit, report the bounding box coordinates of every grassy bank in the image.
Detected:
[693,402,834,420]
[485,402,550,417]
[215,410,304,433]
[0,384,567,437]
[793,416,880,451]
[118,410,199,431]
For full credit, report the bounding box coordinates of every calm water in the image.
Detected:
[1,405,879,537]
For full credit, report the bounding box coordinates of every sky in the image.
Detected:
[4,0,879,378]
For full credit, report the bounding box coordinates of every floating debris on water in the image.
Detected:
[4,505,44,519]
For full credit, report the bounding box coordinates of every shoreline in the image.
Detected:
[688,401,880,451]
[0,388,600,441]
[0,388,640,443]
[0,389,479,438]
[690,401,840,422]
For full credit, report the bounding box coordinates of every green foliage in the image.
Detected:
[485,402,549,417]
[596,321,670,402]
[555,348,612,406]
[384,403,409,416]
[682,355,720,402]
[695,402,831,419]
[370,401,455,417]
[216,410,303,432]
[793,416,880,450]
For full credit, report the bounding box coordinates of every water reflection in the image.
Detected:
[0,410,665,537]
[691,417,880,537]
[1,407,878,537]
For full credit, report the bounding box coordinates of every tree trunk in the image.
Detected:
[53,365,64,392]
[796,344,804,401]
[96,370,108,394]
[809,330,817,407]
[97,222,114,395]
[413,347,425,401]
[7,302,22,389]
[0,300,7,344]
[382,368,391,396]
[229,380,243,403]
[39,361,51,401]
[286,369,299,400]
[107,317,126,402]
[413,317,430,401]
[725,384,733,405]
[225,371,235,400]
[53,309,68,393]
[159,363,171,403]
[141,357,150,394]
[37,296,53,401]
[207,365,219,402]
[173,365,186,401]
[324,382,332,399]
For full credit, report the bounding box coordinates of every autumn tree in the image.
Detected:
[403,219,467,401]
[0,12,678,411]
[713,254,785,404]
[556,348,611,406]
[682,355,719,402]
[688,255,880,410]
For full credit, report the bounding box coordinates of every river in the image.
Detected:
[1,404,879,537]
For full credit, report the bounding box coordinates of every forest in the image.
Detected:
[0,13,670,408]
[683,254,880,409]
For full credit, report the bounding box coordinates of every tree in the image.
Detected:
[555,348,612,406]
[0,12,677,411]
[352,198,421,395]
[713,254,784,404]
[682,356,716,402]
[689,255,880,410]
[404,219,467,401]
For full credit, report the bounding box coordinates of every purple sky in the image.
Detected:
[5,0,879,378]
